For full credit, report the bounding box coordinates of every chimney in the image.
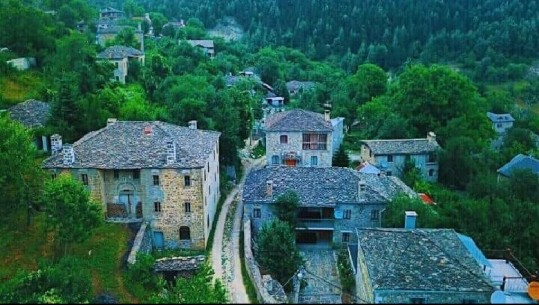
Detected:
[166,140,176,164]
[427,131,436,143]
[51,134,62,155]
[107,118,117,126]
[266,180,273,198]
[143,125,152,136]
[404,211,417,229]
[324,109,330,122]
[357,179,366,200]
[62,144,75,165]
[188,120,198,130]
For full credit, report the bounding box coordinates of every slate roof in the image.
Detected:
[97,45,143,60]
[242,167,416,206]
[187,40,214,49]
[487,112,515,123]
[497,154,539,177]
[8,99,51,128]
[265,109,333,132]
[356,228,494,292]
[42,121,220,169]
[361,137,441,155]
[286,80,315,92]
[100,7,123,13]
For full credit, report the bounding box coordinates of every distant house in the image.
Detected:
[360,132,441,182]
[96,45,144,84]
[96,23,144,49]
[42,119,221,250]
[497,154,539,181]
[186,40,215,58]
[7,99,52,151]
[6,57,36,71]
[264,108,344,167]
[243,167,416,245]
[286,80,315,96]
[265,96,285,108]
[355,217,495,304]
[487,112,515,134]
[99,7,124,20]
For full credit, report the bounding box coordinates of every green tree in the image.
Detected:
[348,63,387,104]
[506,169,539,203]
[111,27,139,49]
[274,190,299,226]
[0,256,92,304]
[256,220,303,285]
[381,195,439,228]
[438,136,480,189]
[42,174,103,255]
[0,116,43,219]
[332,145,350,168]
[400,157,423,189]
[149,264,227,304]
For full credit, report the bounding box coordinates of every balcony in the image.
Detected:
[296,218,335,230]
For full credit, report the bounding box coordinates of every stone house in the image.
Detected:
[285,80,315,96]
[96,23,144,49]
[242,167,416,245]
[497,154,539,182]
[96,45,145,84]
[6,57,36,71]
[7,99,52,151]
[360,132,441,182]
[186,40,215,58]
[487,112,515,134]
[99,7,125,20]
[354,216,495,304]
[42,119,221,250]
[264,109,344,167]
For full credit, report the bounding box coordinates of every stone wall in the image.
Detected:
[243,219,289,304]
[127,222,152,264]
[266,131,333,167]
[153,255,205,272]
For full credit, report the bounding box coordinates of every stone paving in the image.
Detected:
[298,246,342,304]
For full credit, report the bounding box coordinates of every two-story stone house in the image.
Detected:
[360,132,441,182]
[243,167,415,245]
[42,119,220,250]
[355,218,495,303]
[264,109,344,167]
[96,45,145,84]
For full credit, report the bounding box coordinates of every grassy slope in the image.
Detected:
[0,209,138,303]
[0,72,45,107]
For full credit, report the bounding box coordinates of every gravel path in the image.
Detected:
[211,143,265,303]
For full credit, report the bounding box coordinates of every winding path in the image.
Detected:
[211,144,265,303]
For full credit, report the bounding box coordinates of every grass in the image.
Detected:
[0,72,45,106]
[0,208,138,303]
[240,229,259,304]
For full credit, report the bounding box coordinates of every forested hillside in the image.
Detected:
[129,0,539,78]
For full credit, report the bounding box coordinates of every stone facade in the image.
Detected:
[266,131,333,167]
[361,150,439,182]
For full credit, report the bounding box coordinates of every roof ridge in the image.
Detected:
[362,138,428,142]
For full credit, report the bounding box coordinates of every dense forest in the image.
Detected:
[0,0,538,303]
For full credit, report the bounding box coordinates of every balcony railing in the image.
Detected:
[296,218,335,230]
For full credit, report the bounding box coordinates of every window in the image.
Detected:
[387,155,393,163]
[429,169,435,177]
[343,209,352,219]
[280,135,288,144]
[133,169,140,179]
[311,156,318,166]
[271,155,280,165]
[496,123,502,128]
[184,202,191,213]
[410,298,426,304]
[253,208,261,218]
[179,226,190,240]
[302,133,327,150]
[81,174,89,185]
[114,170,119,179]
[153,175,160,186]
[342,232,350,243]
[428,152,436,163]
[386,171,392,176]
[154,202,161,213]
[184,175,191,187]
[371,209,379,220]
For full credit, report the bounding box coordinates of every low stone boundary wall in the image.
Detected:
[243,219,288,303]
[153,255,205,272]
[127,222,152,264]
